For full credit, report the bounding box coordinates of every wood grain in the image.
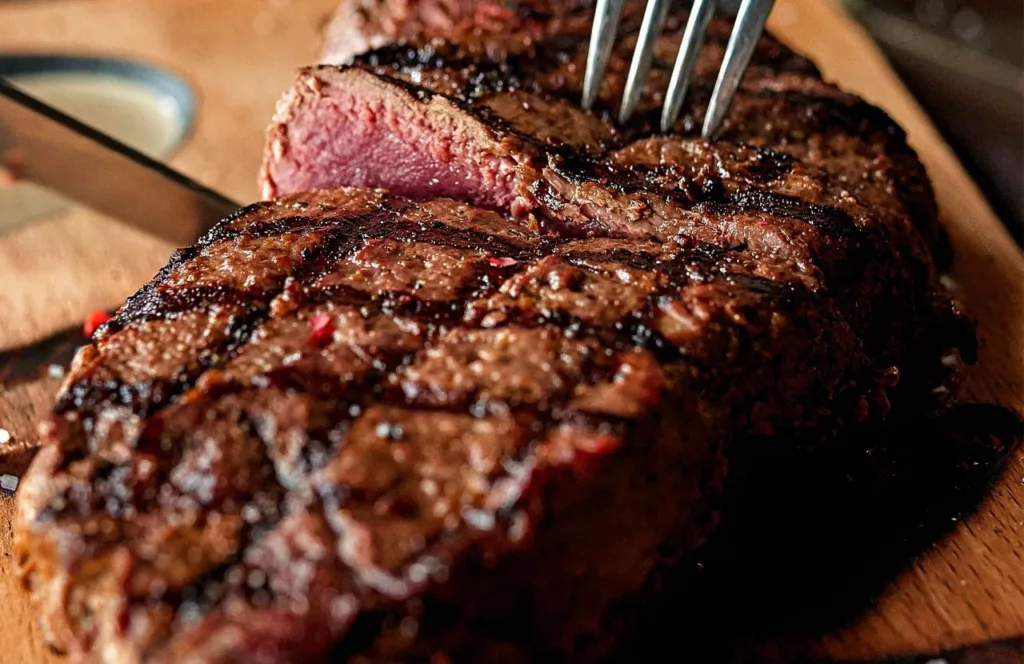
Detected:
[0,1,1020,662]
[766,3,1024,660]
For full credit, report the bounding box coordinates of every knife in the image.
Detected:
[0,76,240,245]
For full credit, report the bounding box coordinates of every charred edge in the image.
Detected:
[176,200,545,266]
[547,152,861,239]
[195,200,276,245]
[53,376,183,417]
[54,305,268,417]
[114,286,256,329]
[560,246,795,299]
[738,147,800,182]
[200,215,331,246]
[358,36,573,99]
[716,189,861,238]
[198,194,411,246]
[356,19,817,104]
[380,222,544,259]
[559,246,718,281]
[113,246,200,325]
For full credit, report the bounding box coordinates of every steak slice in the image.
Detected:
[309,5,946,266]
[17,188,875,663]
[261,30,968,396]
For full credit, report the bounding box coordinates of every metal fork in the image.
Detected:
[582,0,775,138]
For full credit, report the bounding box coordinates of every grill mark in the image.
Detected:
[357,23,816,106]
[751,90,905,141]
[527,308,683,365]
[75,236,780,424]
[716,190,861,238]
[54,213,408,418]
[196,200,275,243]
[359,37,572,99]
[547,152,862,239]
[114,286,256,329]
[154,411,288,622]
[368,388,638,441]
[54,305,267,417]
[381,221,545,258]
[113,246,200,325]
[44,241,843,651]
[58,249,512,419]
[201,215,339,244]
[198,196,411,246]
[183,200,546,264]
[160,331,649,634]
[559,246,720,273]
[65,197,819,423]
[558,246,796,298]
[54,377,182,417]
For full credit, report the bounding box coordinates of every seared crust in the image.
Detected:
[263,21,967,400]
[18,4,973,662]
[18,188,882,662]
[319,0,598,65]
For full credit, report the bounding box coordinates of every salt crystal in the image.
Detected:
[0,428,10,445]
[0,475,18,492]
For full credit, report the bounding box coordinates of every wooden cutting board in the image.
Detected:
[0,1,1020,662]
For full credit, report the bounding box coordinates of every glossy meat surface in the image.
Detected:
[17,188,884,662]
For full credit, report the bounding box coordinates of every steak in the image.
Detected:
[17,189,875,662]
[262,19,967,397]
[15,4,976,662]
[309,5,946,265]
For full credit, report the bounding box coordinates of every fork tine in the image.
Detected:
[582,0,626,111]
[660,0,717,133]
[702,0,775,139]
[619,0,670,124]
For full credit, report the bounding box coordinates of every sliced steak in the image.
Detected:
[308,6,946,265]
[18,189,877,663]
[261,29,967,395]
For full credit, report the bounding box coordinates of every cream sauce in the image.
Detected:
[0,70,189,231]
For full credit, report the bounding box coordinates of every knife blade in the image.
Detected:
[0,76,240,245]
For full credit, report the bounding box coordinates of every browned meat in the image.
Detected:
[262,25,967,400]
[311,4,945,266]
[319,0,598,64]
[17,188,883,663]
[15,4,974,663]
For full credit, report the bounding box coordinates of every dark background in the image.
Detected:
[845,0,1023,246]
